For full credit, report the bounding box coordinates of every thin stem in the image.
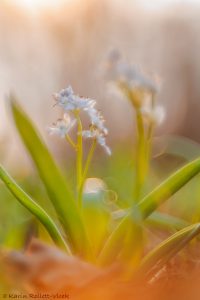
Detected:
[134,93,156,202]
[83,139,97,183]
[145,123,154,165]
[65,134,77,150]
[134,108,146,202]
[75,112,83,200]
[78,139,97,208]
[144,93,156,180]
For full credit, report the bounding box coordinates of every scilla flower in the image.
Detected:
[141,105,165,126]
[82,125,111,155]
[87,108,108,135]
[105,51,158,108]
[117,64,158,109]
[51,85,111,155]
[54,86,95,112]
[48,113,76,138]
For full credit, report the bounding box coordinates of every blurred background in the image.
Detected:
[1,0,200,167]
[1,0,200,249]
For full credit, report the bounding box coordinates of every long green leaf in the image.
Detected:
[113,210,189,231]
[146,211,189,231]
[99,157,200,265]
[98,207,142,266]
[138,157,200,218]
[138,223,200,277]
[10,96,90,257]
[0,165,70,253]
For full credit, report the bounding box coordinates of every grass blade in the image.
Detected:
[138,223,200,277]
[98,207,142,266]
[113,210,189,231]
[99,157,200,265]
[146,211,189,231]
[10,96,90,257]
[0,165,70,253]
[138,157,200,218]
[118,220,144,274]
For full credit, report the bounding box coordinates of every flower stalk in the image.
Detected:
[78,139,97,208]
[65,134,77,150]
[75,112,83,203]
[134,108,146,201]
[49,85,111,210]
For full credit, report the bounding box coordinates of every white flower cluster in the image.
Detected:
[54,86,96,111]
[49,86,111,155]
[141,104,165,126]
[105,50,158,94]
[82,126,111,156]
[105,50,165,126]
[49,114,76,138]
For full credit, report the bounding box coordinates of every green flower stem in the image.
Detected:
[143,122,154,179]
[144,93,156,179]
[146,123,154,143]
[75,112,83,200]
[78,139,97,207]
[134,108,146,201]
[82,139,97,183]
[66,134,77,150]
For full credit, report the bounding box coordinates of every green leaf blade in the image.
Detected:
[0,165,70,253]
[138,157,200,218]
[99,157,200,266]
[138,223,200,277]
[146,211,189,231]
[113,210,189,232]
[10,96,90,257]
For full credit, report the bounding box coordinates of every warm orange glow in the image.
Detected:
[12,0,69,10]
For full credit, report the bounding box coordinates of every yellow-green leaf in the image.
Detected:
[0,165,70,253]
[99,157,200,265]
[138,223,200,277]
[10,96,91,257]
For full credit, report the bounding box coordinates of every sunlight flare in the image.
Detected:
[12,0,70,10]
